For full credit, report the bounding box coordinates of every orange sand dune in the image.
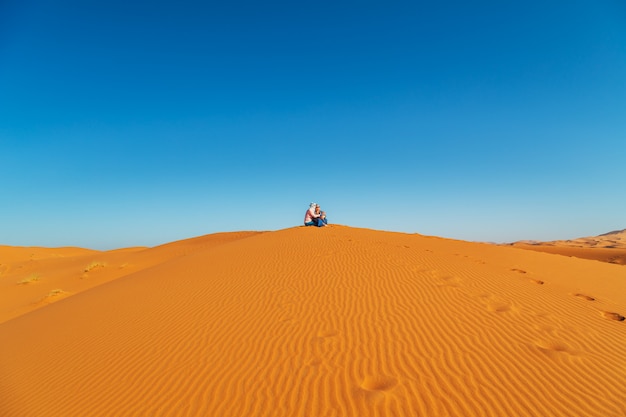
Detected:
[1,226,625,416]
[0,232,261,323]
[510,228,626,265]
[511,244,626,265]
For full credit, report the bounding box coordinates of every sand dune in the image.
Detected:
[0,232,261,324]
[1,226,625,416]
[510,228,626,265]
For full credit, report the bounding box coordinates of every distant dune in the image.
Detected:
[1,226,625,416]
[509,228,626,265]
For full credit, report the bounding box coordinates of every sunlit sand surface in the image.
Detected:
[1,226,624,416]
[510,228,626,265]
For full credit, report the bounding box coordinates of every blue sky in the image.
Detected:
[1,0,625,249]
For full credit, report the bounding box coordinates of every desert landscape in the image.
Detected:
[509,228,626,266]
[1,225,625,416]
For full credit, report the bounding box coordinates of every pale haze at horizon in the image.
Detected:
[1,1,625,250]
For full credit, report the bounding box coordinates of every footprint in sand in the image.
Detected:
[307,331,339,366]
[433,272,462,288]
[534,340,574,355]
[509,268,543,285]
[601,311,625,322]
[573,293,595,301]
[440,278,461,288]
[410,266,430,273]
[360,375,398,392]
[486,301,511,313]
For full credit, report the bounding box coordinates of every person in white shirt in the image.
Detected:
[303,202,326,226]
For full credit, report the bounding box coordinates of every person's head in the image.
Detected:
[315,205,320,213]
[309,202,317,209]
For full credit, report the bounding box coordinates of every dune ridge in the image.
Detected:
[510,228,626,265]
[0,232,263,323]
[1,226,625,416]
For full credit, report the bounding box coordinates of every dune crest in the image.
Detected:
[510,228,626,265]
[0,232,262,323]
[1,226,625,416]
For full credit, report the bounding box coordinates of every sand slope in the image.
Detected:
[510,228,626,265]
[0,232,262,323]
[1,226,625,416]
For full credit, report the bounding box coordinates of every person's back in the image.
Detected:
[304,202,318,225]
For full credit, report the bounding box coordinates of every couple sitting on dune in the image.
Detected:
[304,202,328,227]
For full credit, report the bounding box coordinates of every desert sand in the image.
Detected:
[1,226,625,416]
[510,229,626,265]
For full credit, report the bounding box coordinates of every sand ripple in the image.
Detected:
[1,226,625,416]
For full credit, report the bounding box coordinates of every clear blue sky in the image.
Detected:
[2,0,625,249]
